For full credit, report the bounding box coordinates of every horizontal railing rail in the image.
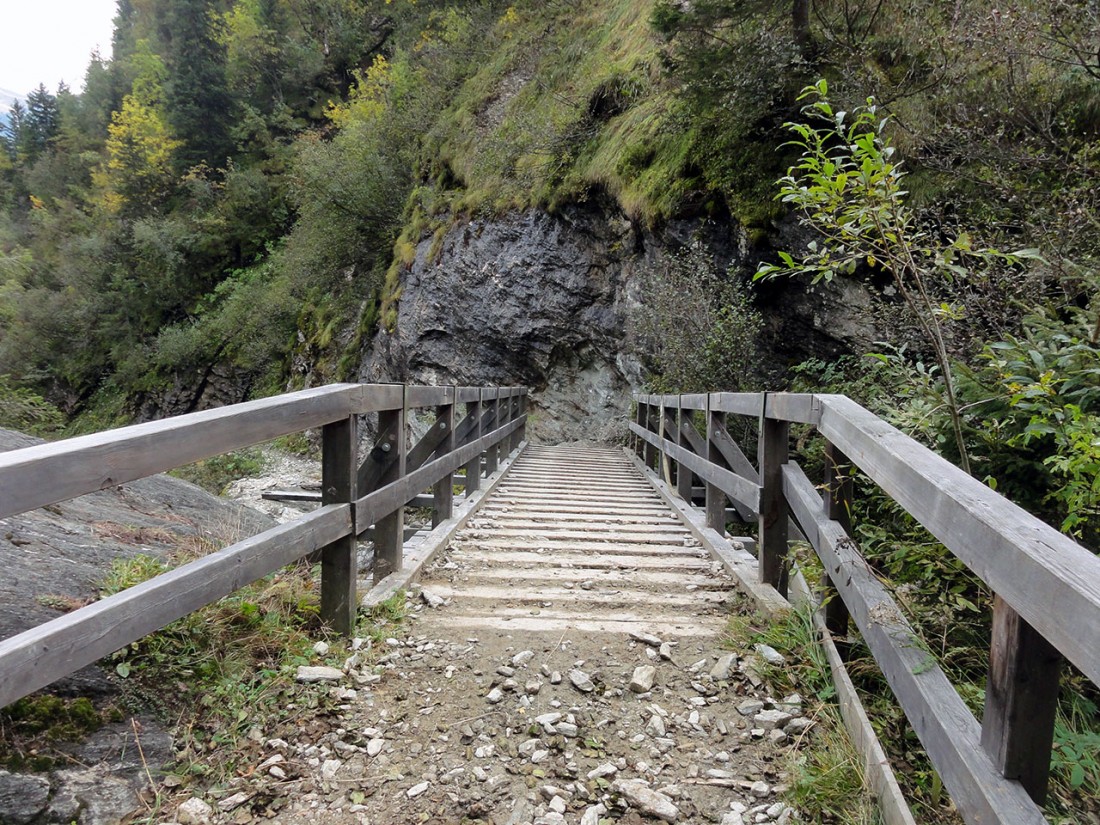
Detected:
[631,391,1100,825]
[0,384,527,709]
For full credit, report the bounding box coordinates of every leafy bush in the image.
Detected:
[632,239,762,392]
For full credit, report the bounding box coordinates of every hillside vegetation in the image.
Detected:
[1,1,1099,820]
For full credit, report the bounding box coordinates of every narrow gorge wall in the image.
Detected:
[358,201,880,443]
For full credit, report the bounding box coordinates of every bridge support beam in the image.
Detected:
[981,597,1062,805]
[758,403,789,597]
[373,394,407,584]
[320,414,358,635]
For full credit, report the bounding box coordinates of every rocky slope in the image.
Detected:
[0,428,274,825]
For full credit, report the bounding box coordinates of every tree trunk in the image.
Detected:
[792,0,811,52]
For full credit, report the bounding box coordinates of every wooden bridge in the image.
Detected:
[1,383,1098,825]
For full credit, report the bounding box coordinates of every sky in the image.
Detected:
[0,0,118,100]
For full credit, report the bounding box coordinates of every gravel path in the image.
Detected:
[174,447,807,825]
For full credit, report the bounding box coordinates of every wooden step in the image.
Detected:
[450,548,714,570]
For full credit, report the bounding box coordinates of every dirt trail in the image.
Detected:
[191,447,805,825]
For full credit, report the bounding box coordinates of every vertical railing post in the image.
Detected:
[676,396,693,502]
[518,390,527,445]
[981,597,1062,804]
[705,396,727,534]
[659,396,673,487]
[485,390,500,476]
[822,441,852,636]
[463,389,483,498]
[373,388,407,584]
[643,398,658,470]
[321,414,357,635]
[758,394,790,596]
[432,386,456,527]
[507,391,521,453]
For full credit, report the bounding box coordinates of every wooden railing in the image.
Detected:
[0,383,527,710]
[631,392,1100,825]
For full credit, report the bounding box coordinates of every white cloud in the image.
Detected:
[0,0,118,97]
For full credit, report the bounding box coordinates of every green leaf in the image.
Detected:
[115,661,131,678]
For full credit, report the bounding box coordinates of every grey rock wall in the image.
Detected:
[359,202,879,443]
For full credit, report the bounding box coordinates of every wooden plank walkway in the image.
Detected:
[416,444,736,637]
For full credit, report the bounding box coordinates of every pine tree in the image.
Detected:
[161,0,234,171]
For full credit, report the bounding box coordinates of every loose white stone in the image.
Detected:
[646,715,666,737]
[177,797,214,824]
[737,699,765,716]
[321,759,341,780]
[629,631,663,647]
[549,796,567,814]
[710,653,737,680]
[217,792,251,812]
[536,712,563,726]
[786,717,813,735]
[367,738,384,757]
[754,644,786,666]
[754,710,793,731]
[420,588,445,608]
[569,669,595,693]
[407,781,429,798]
[630,665,657,693]
[611,779,680,823]
[720,813,746,825]
[295,665,344,683]
[750,780,771,798]
[587,762,618,780]
[659,642,674,661]
[580,804,608,825]
[313,641,330,656]
[512,650,536,667]
[486,687,504,704]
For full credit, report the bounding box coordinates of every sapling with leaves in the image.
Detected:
[756,79,1041,475]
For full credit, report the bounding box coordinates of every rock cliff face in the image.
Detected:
[359,201,879,442]
[0,429,274,825]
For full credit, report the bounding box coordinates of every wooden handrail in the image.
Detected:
[631,390,1100,823]
[0,383,527,709]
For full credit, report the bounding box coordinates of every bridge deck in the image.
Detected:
[417,444,736,637]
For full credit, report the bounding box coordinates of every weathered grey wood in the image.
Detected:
[788,572,919,825]
[320,417,358,634]
[758,405,789,596]
[462,394,483,497]
[818,394,1100,688]
[981,596,1062,804]
[678,393,707,411]
[432,395,456,527]
[641,401,657,469]
[783,462,1047,825]
[484,396,501,476]
[354,416,523,527]
[705,406,728,534]
[629,423,761,511]
[674,409,694,503]
[262,489,322,503]
[0,505,352,709]
[707,421,758,522]
[356,417,400,493]
[348,383,404,413]
[456,386,481,403]
[0,384,363,521]
[822,441,852,636]
[405,416,453,476]
[764,393,820,424]
[625,448,790,617]
[706,392,764,416]
[372,400,406,584]
[406,385,455,409]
